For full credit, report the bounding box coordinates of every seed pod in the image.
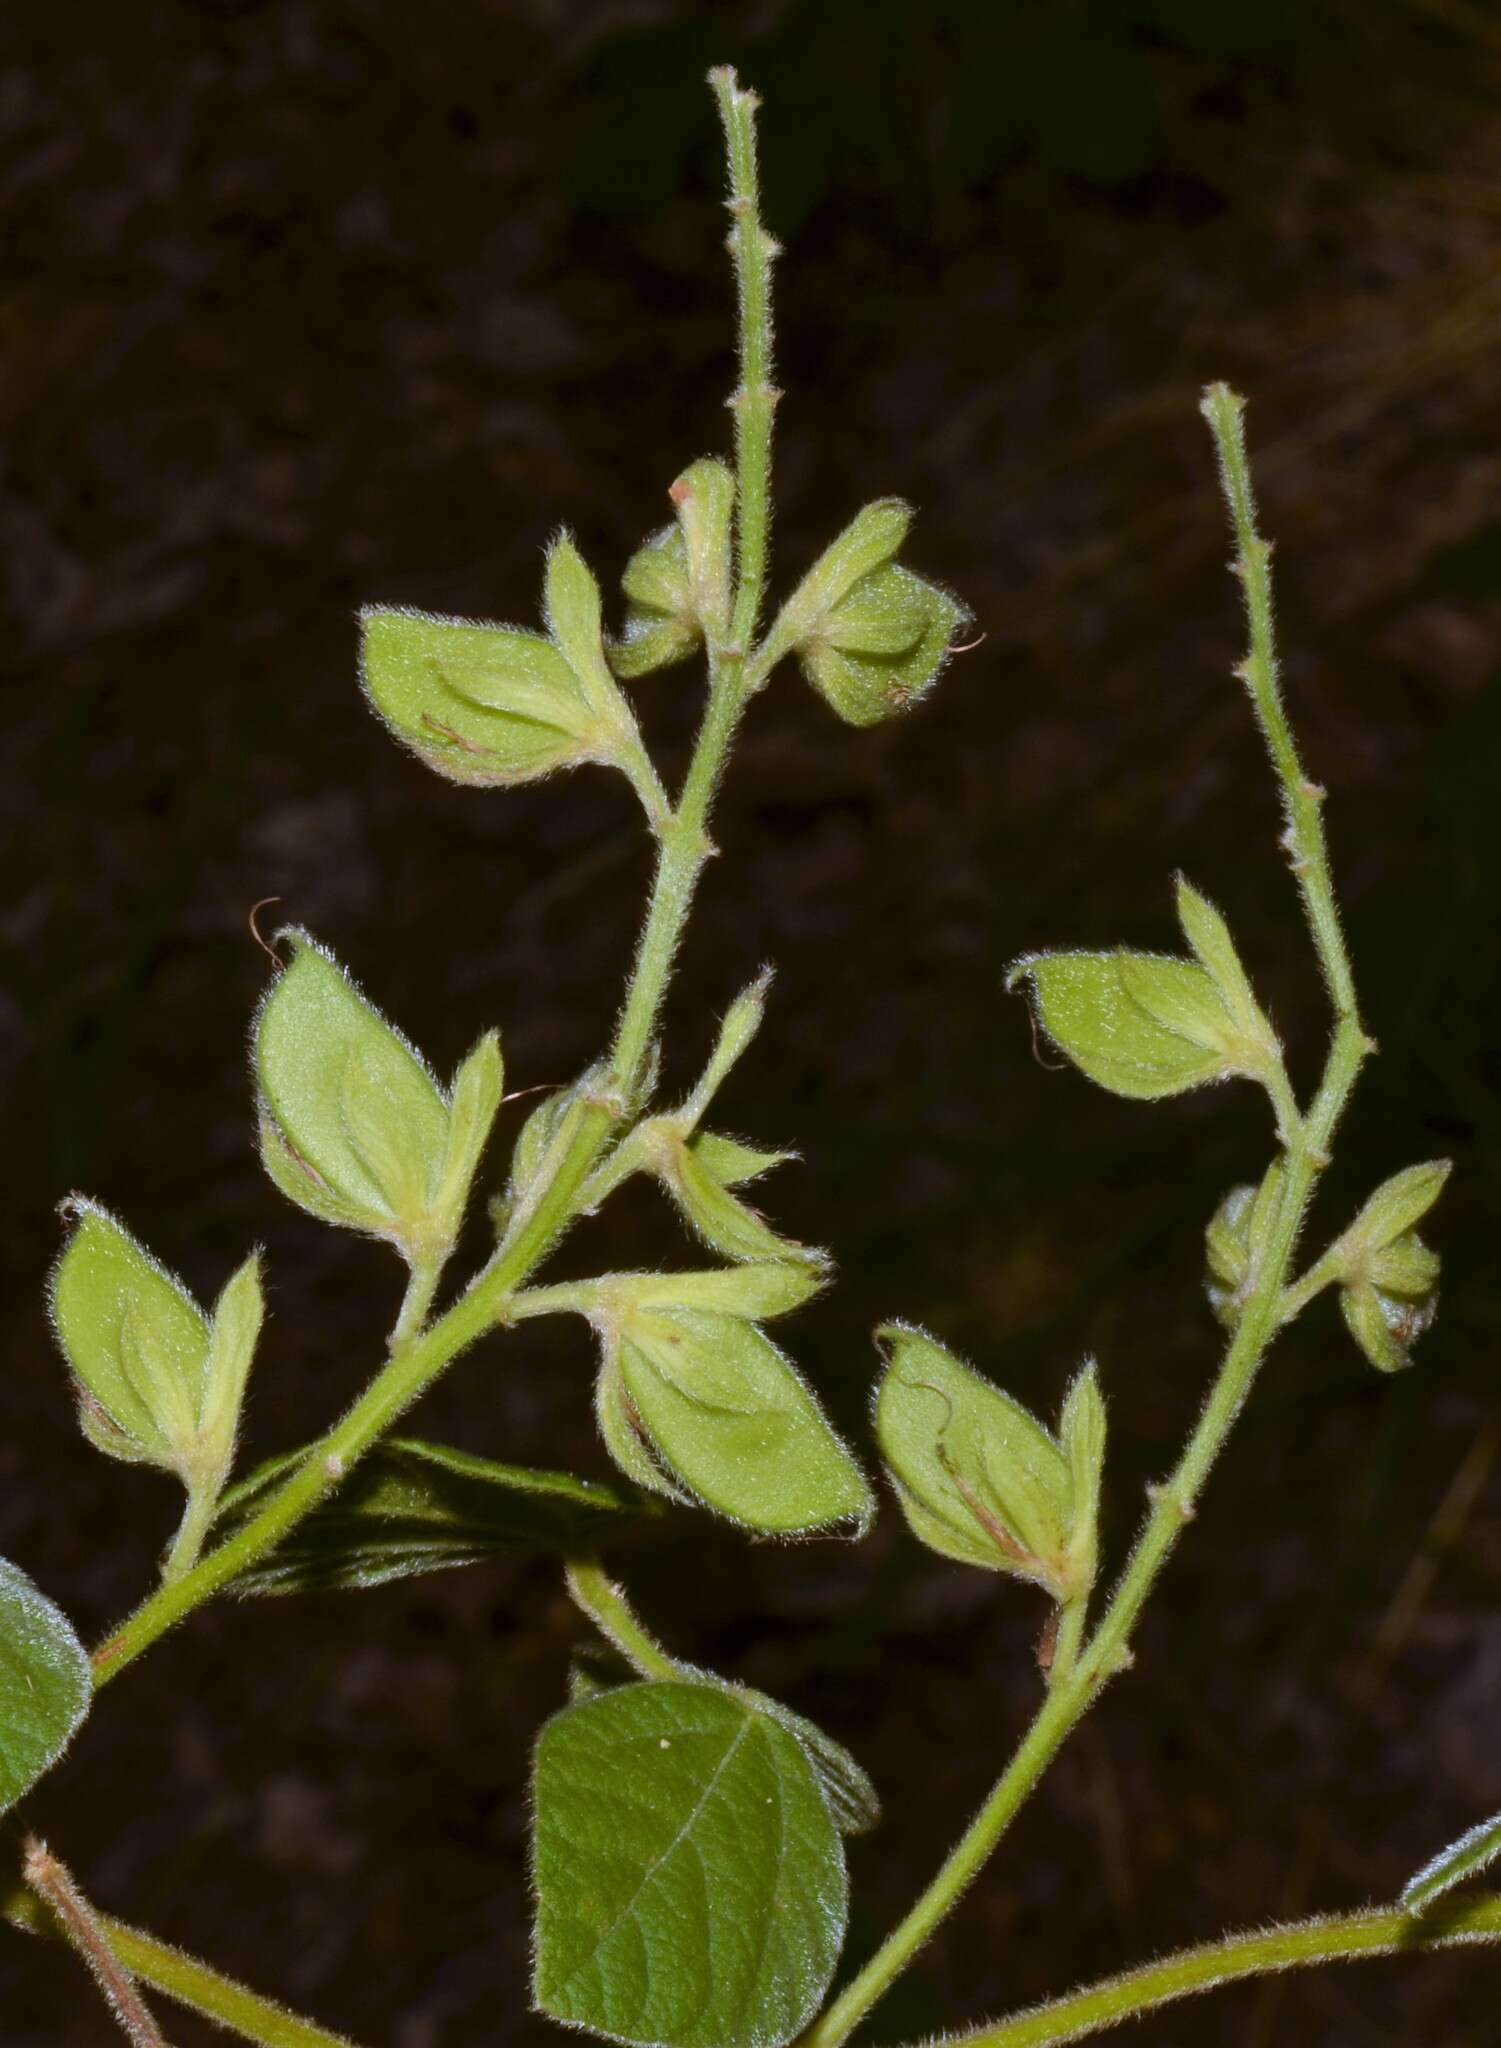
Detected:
[361,606,595,788]
[800,569,968,728]
[874,1324,1074,1595]
[1008,950,1238,1100]
[1330,1160,1447,1375]
[1204,1160,1285,1327]
[1340,1277,1437,1376]
[762,500,913,663]
[613,459,736,677]
[596,1305,872,1534]
[255,931,453,1261]
[49,1204,263,1491]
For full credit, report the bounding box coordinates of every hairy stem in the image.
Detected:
[19,1840,167,2048]
[565,1556,679,1681]
[6,1877,358,2047]
[801,392,1370,2048]
[89,74,778,1692]
[927,1892,1501,2048]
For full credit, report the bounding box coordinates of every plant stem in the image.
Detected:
[564,1556,680,1681]
[19,1839,167,2048]
[1200,384,1358,1024]
[923,1892,1501,2048]
[800,393,1371,2048]
[161,1476,220,1584]
[89,73,778,1693]
[5,1878,358,2047]
[389,1253,444,1350]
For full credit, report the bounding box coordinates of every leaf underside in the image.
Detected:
[218,1438,646,1595]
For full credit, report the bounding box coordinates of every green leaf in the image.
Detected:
[1008,950,1233,1099]
[255,931,451,1254]
[360,606,593,788]
[1339,1279,1435,1377]
[532,1680,847,2048]
[610,1308,872,1534]
[750,1696,880,1837]
[1059,1358,1106,1590]
[218,1438,646,1595]
[0,1559,91,1816]
[546,532,642,741]
[874,1323,1073,1592]
[679,970,774,1129]
[49,1201,210,1465]
[671,457,735,637]
[433,1031,505,1239]
[1402,1810,1501,1911]
[691,1131,792,1187]
[595,1352,689,1506]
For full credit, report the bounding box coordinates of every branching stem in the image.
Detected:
[90,68,778,1692]
[925,1892,1501,2048]
[800,393,1371,2048]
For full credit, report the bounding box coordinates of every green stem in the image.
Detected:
[1200,384,1359,1025]
[389,1253,444,1351]
[565,1556,680,1681]
[89,75,779,1693]
[161,1476,220,1585]
[801,393,1373,2048]
[711,67,777,656]
[928,1893,1501,2048]
[5,1880,358,2047]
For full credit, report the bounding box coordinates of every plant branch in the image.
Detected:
[5,1876,358,2047]
[1200,384,1360,1027]
[921,1892,1501,2048]
[799,395,1372,2048]
[89,74,779,1693]
[17,1840,167,2048]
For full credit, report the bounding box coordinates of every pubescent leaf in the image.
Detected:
[532,1680,847,2048]
[217,1438,646,1594]
[0,1559,91,1816]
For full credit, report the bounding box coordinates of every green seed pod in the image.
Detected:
[50,1203,210,1466]
[49,1206,263,1493]
[360,606,596,788]
[1008,950,1238,1100]
[255,931,453,1261]
[874,1324,1074,1596]
[1204,1160,1286,1327]
[1340,1277,1437,1376]
[613,459,737,677]
[600,1305,872,1534]
[761,499,913,664]
[800,568,968,728]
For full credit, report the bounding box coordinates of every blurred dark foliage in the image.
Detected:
[3,1,1501,2042]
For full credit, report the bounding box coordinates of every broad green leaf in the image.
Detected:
[1402,1810,1501,1911]
[218,1438,645,1594]
[360,606,592,788]
[1008,951,1231,1099]
[614,1308,872,1534]
[800,570,966,728]
[49,1201,210,1464]
[749,1695,880,1837]
[0,1559,91,1816]
[532,1681,847,2048]
[255,932,450,1250]
[874,1323,1072,1591]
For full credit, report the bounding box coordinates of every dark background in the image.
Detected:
[4,2,1501,2042]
